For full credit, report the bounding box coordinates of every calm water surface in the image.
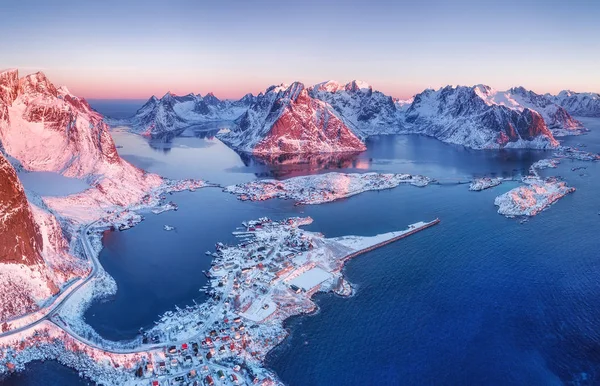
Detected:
[18,171,89,196]
[5,119,600,385]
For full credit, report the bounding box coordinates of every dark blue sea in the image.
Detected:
[3,111,600,385]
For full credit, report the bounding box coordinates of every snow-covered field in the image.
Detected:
[224,172,432,205]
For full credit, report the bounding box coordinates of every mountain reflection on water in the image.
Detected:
[237,151,367,179]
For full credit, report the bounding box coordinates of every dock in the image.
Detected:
[341,218,440,264]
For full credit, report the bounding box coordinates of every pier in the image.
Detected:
[341,218,441,264]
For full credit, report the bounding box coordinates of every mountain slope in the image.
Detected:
[401,85,559,149]
[0,152,86,321]
[217,82,366,154]
[549,90,600,117]
[309,80,402,136]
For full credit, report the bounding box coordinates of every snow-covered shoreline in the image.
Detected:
[224,172,432,205]
[469,177,503,191]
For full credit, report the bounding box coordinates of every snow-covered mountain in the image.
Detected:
[0,69,162,213]
[470,86,583,136]
[115,91,256,139]
[402,85,559,149]
[0,69,120,177]
[308,80,402,136]
[0,152,86,321]
[217,82,366,154]
[549,90,600,117]
[114,78,593,152]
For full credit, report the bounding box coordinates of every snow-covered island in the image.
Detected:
[224,172,432,205]
[0,217,440,385]
[530,159,560,172]
[494,177,575,217]
[469,177,503,191]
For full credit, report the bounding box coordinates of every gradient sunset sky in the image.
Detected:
[2,0,599,100]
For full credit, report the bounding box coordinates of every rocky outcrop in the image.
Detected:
[218,82,366,154]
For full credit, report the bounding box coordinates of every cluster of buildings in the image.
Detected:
[134,216,354,386]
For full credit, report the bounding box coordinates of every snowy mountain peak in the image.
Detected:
[283,82,306,100]
[308,79,400,136]
[203,92,221,105]
[313,80,345,93]
[266,84,290,94]
[239,93,255,103]
[19,71,58,98]
[472,84,494,98]
[218,81,366,154]
[56,85,71,97]
[0,70,125,177]
[345,80,372,93]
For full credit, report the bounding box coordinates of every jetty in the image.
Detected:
[341,218,440,264]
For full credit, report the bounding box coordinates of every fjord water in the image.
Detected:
[5,118,600,385]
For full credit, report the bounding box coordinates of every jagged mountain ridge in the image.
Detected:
[116,79,594,152]
[549,90,600,117]
[116,91,256,139]
[308,80,402,137]
[217,82,366,154]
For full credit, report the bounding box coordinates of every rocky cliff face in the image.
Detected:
[218,82,366,154]
[0,152,43,266]
[0,152,88,321]
[549,90,600,117]
[309,80,402,136]
[402,85,559,149]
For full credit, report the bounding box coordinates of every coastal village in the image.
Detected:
[0,215,439,386]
